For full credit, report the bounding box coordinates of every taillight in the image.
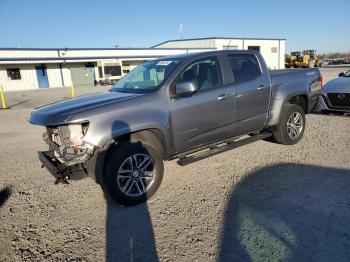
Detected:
[319,73,323,91]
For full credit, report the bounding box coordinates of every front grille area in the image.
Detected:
[327,93,350,109]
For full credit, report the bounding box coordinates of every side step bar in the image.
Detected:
[177,132,272,166]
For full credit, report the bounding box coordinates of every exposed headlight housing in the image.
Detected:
[58,122,90,148]
[67,124,85,147]
[44,122,95,165]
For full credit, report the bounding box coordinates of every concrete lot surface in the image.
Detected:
[0,67,349,261]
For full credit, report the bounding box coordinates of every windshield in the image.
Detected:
[291,52,302,57]
[111,58,182,93]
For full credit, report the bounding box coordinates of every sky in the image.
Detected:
[0,0,349,53]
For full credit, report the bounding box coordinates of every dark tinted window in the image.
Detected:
[227,54,262,82]
[177,58,220,91]
[248,46,260,52]
[104,66,121,76]
[98,66,103,78]
[7,68,21,80]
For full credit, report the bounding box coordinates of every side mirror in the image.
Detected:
[339,72,345,77]
[175,81,198,97]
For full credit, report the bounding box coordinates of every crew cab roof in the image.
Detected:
[159,50,260,61]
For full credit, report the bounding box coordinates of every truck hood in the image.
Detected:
[28,91,142,126]
[323,77,350,93]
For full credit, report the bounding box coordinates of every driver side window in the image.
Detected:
[177,58,221,92]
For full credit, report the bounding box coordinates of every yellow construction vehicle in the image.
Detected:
[285,51,302,68]
[294,50,320,68]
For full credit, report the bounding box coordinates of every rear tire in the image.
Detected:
[104,137,164,206]
[272,103,305,145]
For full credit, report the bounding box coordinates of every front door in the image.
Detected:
[36,66,49,88]
[170,57,234,153]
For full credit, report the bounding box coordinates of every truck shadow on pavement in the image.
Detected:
[219,163,350,261]
[105,200,158,261]
[90,121,159,261]
[0,186,11,208]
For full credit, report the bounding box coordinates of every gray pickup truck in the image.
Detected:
[29,50,322,205]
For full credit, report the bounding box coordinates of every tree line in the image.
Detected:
[318,52,350,60]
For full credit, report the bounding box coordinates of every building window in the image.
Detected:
[85,62,95,68]
[104,66,122,77]
[223,45,238,50]
[7,68,21,80]
[271,47,278,53]
[248,46,260,52]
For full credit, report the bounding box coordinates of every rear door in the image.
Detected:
[169,56,235,153]
[225,53,271,134]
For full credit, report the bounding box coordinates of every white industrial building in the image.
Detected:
[0,37,285,91]
[153,37,286,70]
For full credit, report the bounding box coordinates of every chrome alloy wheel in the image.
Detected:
[287,112,303,139]
[117,154,156,197]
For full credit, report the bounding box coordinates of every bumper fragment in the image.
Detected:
[38,151,87,184]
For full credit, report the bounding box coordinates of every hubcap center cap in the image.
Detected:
[132,170,140,178]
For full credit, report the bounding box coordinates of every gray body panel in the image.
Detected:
[28,50,321,159]
[169,84,235,152]
[268,68,321,126]
[322,77,350,93]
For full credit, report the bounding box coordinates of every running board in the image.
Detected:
[177,132,272,166]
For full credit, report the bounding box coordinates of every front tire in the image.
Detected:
[104,139,164,206]
[272,103,306,145]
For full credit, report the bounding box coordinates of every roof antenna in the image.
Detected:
[226,39,232,50]
[178,24,183,39]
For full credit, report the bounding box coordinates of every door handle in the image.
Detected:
[217,94,228,101]
[257,85,267,91]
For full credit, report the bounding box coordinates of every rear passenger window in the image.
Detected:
[227,54,262,82]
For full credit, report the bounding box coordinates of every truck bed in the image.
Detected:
[269,68,317,77]
[269,68,320,86]
[268,68,322,116]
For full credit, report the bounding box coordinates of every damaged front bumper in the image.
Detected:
[38,151,88,184]
[40,124,98,184]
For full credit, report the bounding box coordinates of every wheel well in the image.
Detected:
[87,129,166,186]
[114,129,166,157]
[287,95,307,113]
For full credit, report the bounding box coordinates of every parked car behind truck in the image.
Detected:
[29,50,322,206]
[318,69,350,112]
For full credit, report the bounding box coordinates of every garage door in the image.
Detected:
[70,66,95,86]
